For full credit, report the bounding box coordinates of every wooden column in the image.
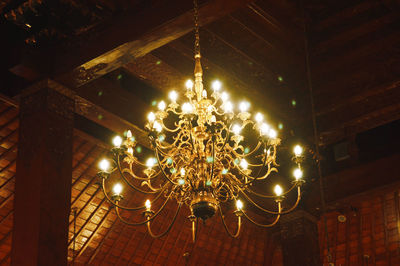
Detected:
[279,210,321,266]
[11,80,75,265]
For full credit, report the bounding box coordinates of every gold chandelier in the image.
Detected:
[97,0,305,241]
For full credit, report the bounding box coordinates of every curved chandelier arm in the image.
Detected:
[279,186,302,214]
[245,182,297,198]
[102,179,168,210]
[116,156,161,194]
[218,206,242,238]
[154,148,178,185]
[115,194,172,225]
[238,188,281,214]
[241,205,281,228]
[146,203,182,238]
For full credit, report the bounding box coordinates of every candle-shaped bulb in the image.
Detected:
[236,199,243,211]
[240,159,248,170]
[145,199,151,211]
[146,158,156,168]
[232,124,242,135]
[113,136,122,147]
[210,115,216,123]
[180,168,186,176]
[127,147,133,155]
[212,80,222,91]
[202,89,207,98]
[294,145,303,156]
[147,112,156,122]
[99,159,110,172]
[169,90,178,102]
[239,101,250,112]
[182,102,193,114]
[274,185,283,196]
[260,123,270,135]
[223,101,233,113]
[255,113,263,123]
[153,121,162,132]
[185,79,193,90]
[113,183,123,195]
[221,92,229,102]
[293,168,303,180]
[158,100,166,111]
[268,129,277,139]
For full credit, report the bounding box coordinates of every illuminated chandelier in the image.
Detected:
[97,0,305,241]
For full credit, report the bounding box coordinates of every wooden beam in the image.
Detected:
[28,0,254,88]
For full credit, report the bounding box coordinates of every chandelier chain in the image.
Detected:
[193,0,200,56]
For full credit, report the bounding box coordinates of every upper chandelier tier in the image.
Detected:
[97,0,305,241]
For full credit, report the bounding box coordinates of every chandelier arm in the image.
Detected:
[115,193,172,226]
[240,141,263,158]
[154,147,178,185]
[160,121,181,133]
[210,140,216,179]
[218,125,232,152]
[146,203,182,238]
[116,156,162,194]
[245,182,297,198]
[122,167,161,181]
[190,217,198,242]
[279,186,302,214]
[218,205,242,238]
[238,188,281,214]
[101,178,168,210]
[241,205,281,228]
[241,149,272,187]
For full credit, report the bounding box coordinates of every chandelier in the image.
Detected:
[97,0,305,241]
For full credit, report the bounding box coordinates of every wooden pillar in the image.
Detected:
[11,80,75,265]
[279,210,321,266]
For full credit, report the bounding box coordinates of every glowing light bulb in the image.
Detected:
[269,129,277,139]
[210,115,216,123]
[185,79,193,90]
[202,90,207,98]
[145,199,151,211]
[239,101,250,112]
[223,101,233,113]
[147,112,156,122]
[221,92,229,102]
[255,113,263,123]
[236,199,243,211]
[212,80,222,91]
[180,168,186,176]
[146,158,156,168]
[294,145,303,156]
[153,121,162,132]
[99,159,110,172]
[240,159,248,170]
[232,124,242,135]
[127,147,133,155]
[260,123,270,135]
[126,130,132,138]
[274,185,283,196]
[293,168,303,180]
[113,136,123,147]
[169,90,178,102]
[158,100,166,111]
[182,102,193,114]
[113,183,123,195]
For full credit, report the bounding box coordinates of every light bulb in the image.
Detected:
[146,158,156,168]
[236,199,243,211]
[158,100,166,111]
[255,113,263,123]
[113,136,123,147]
[221,92,229,102]
[180,168,186,176]
[153,121,162,132]
[127,147,133,155]
[126,130,132,138]
[239,101,250,112]
[145,199,151,211]
[240,159,248,170]
[182,102,193,114]
[212,80,222,91]
[147,112,156,122]
[202,90,207,98]
[268,129,277,139]
[210,115,216,123]
[274,185,283,196]
[185,79,193,90]
[99,159,110,171]
[223,101,233,113]
[232,124,242,135]
[294,145,303,156]
[293,168,303,180]
[260,123,270,135]
[169,90,178,102]
[113,183,123,195]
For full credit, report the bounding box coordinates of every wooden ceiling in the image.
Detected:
[0,0,399,264]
